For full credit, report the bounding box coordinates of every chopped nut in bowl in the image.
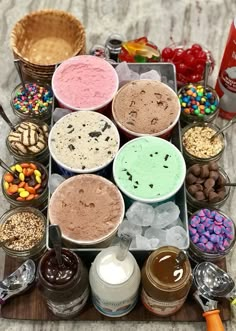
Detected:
[6,119,49,166]
[0,207,46,260]
[186,162,231,212]
[182,122,225,165]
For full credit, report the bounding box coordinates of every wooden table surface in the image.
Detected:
[0,0,236,330]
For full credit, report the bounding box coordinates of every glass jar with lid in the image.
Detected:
[0,206,46,260]
[141,246,192,316]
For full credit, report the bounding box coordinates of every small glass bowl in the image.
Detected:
[1,161,48,211]
[161,41,214,88]
[188,209,236,263]
[186,167,231,213]
[0,206,47,261]
[182,122,225,165]
[178,84,219,125]
[6,119,50,167]
[10,81,53,124]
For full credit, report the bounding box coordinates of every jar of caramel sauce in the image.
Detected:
[141,246,192,316]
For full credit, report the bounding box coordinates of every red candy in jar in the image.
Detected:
[161,42,214,87]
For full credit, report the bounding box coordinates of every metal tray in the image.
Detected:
[46,62,189,264]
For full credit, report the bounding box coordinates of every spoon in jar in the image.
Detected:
[0,104,15,131]
[210,116,236,141]
[49,225,64,267]
[203,61,211,91]
[14,59,27,92]
[0,158,17,178]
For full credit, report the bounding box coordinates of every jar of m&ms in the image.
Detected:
[186,163,231,212]
[1,161,48,211]
[178,84,219,125]
[182,122,225,165]
[11,82,53,124]
[161,42,214,87]
[6,119,50,166]
[188,209,236,263]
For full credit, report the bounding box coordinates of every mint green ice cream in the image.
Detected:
[113,136,186,202]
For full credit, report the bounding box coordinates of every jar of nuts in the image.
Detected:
[6,119,50,166]
[188,208,235,263]
[186,162,231,212]
[0,207,46,260]
[182,122,225,165]
[1,161,48,212]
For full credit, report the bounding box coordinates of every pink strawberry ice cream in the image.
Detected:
[52,55,119,110]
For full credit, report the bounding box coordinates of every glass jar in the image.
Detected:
[179,84,219,125]
[1,161,48,211]
[161,41,214,88]
[6,119,49,166]
[89,245,141,317]
[182,122,225,165]
[38,249,89,318]
[188,209,236,263]
[186,167,231,212]
[141,246,192,316]
[0,206,46,260]
[10,82,53,124]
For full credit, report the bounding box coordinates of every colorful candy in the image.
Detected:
[12,83,53,116]
[179,84,219,117]
[118,36,161,63]
[189,209,234,253]
[3,162,48,202]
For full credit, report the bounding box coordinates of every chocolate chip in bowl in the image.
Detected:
[6,120,49,166]
[186,161,231,212]
[182,122,225,165]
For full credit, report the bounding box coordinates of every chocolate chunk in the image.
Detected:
[217,174,226,186]
[150,154,153,157]
[67,124,73,128]
[189,164,201,176]
[164,154,170,161]
[151,118,158,125]
[82,166,86,170]
[208,161,219,171]
[200,165,210,178]
[68,144,75,151]
[107,151,111,154]
[208,191,221,202]
[135,181,139,185]
[105,136,110,141]
[101,122,111,132]
[129,101,135,107]
[209,171,219,181]
[204,178,215,189]
[188,185,199,195]
[149,184,153,188]
[186,173,197,185]
[194,191,206,201]
[89,131,102,138]
[134,185,138,189]
[163,165,168,168]
[68,128,75,134]
[204,187,214,198]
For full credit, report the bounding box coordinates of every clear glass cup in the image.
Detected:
[182,122,225,165]
[0,206,46,260]
[10,82,53,124]
[1,161,48,211]
[188,209,236,263]
[179,84,219,125]
[186,167,231,212]
[6,119,49,167]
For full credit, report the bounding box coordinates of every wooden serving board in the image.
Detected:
[0,256,231,322]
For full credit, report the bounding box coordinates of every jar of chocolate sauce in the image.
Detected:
[37,249,89,318]
[141,246,192,316]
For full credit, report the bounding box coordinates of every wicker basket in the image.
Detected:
[10,9,86,81]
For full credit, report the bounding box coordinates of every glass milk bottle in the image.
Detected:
[89,235,141,317]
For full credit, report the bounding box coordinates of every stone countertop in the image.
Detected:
[0,0,236,330]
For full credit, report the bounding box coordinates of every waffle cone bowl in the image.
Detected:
[10,9,86,81]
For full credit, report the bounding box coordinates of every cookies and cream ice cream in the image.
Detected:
[49,111,120,172]
[112,80,180,135]
[49,174,125,243]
